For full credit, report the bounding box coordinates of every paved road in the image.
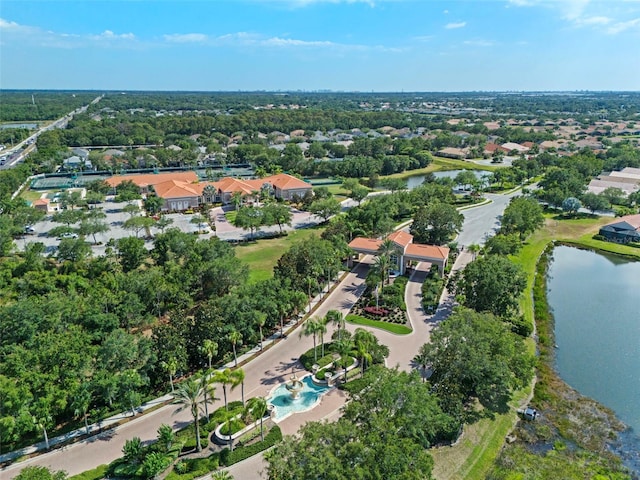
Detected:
[2,190,519,478]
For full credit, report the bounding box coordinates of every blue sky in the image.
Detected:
[1,0,639,91]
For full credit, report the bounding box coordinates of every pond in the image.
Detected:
[406,169,490,189]
[0,123,38,130]
[547,246,640,470]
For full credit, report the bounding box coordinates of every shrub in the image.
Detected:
[364,306,389,316]
[68,465,109,480]
[220,426,283,467]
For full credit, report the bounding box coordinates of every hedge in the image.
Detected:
[219,425,283,466]
[165,455,220,480]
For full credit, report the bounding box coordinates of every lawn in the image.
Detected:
[235,227,325,283]
[345,314,412,335]
[19,188,45,203]
[224,210,237,224]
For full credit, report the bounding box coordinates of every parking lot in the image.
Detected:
[16,197,325,257]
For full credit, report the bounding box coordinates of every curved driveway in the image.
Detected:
[3,189,520,478]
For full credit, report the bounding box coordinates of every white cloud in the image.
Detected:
[576,16,612,25]
[607,17,640,34]
[261,36,336,47]
[445,21,466,29]
[164,33,209,43]
[90,30,136,41]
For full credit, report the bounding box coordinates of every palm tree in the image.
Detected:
[231,191,243,211]
[228,330,243,367]
[304,276,316,312]
[211,472,234,480]
[174,379,204,452]
[199,371,218,422]
[160,357,178,393]
[201,339,218,370]
[278,301,291,338]
[374,253,392,287]
[377,239,396,282]
[255,313,267,350]
[468,243,481,260]
[232,368,246,406]
[413,343,430,382]
[334,335,354,382]
[213,369,235,411]
[301,318,320,362]
[326,310,345,342]
[353,328,375,376]
[71,384,92,435]
[246,397,268,441]
[317,317,328,358]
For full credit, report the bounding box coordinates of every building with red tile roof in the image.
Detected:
[349,230,450,275]
[105,171,312,211]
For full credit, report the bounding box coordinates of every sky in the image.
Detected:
[1,0,639,91]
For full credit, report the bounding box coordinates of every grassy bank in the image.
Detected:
[487,216,637,479]
[345,314,412,335]
[432,213,639,480]
[235,227,325,283]
[381,158,498,181]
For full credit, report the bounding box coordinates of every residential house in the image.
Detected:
[599,214,640,244]
[436,147,469,160]
[348,230,450,275]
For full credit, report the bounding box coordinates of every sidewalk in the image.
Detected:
[0,272,346,467]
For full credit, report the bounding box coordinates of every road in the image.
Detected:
[0,95,103,170]
[2,189,522,478]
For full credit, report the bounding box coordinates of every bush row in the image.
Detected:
[421,266,444,312]
[219,425,283,467]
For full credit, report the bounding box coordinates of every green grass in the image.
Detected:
[345,314,412,335]
[68,464,109,480]
[224,210,237,224]
[19,188,45,203]
[235,227,325,283]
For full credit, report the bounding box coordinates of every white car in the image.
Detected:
[57,232,79,240]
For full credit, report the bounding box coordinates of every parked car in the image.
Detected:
[24,226,36,234]
[57,232,79,240]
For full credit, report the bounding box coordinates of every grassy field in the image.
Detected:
[345,314,412,335]
[235,227,325,283]
[19,188,45,203]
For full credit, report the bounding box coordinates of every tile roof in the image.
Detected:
[348,237,383,252]
[405,244,450,260]
[105,171,198,188]
[153,180,202,199]
[387,230,413,248]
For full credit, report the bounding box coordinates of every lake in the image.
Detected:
[406,169,490,189]
[0,123,38,130]
[547,246,640,468]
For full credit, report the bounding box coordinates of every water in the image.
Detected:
[268,375,331,421]
[548,246,640,470]
[0,123,38,130]
[406,169,489,189]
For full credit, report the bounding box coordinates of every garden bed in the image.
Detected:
[350,275,411,327]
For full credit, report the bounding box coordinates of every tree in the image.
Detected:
[57,237,91,263]
[500,196,544,239]
[326,309,345,342]
[71,383,92,435]
[160,357,178,393]
[123,215,154,238]
[174,379,204,452]
[79,209,108,244]
[232,368,246,406]
[255,312,267,350]
[353,328,375,375]
[308,197,341,223]
[228,329,243,367]
[190,214,208,233]
[52,208,84,228]
[144,195,164,215]
[581,192,610,214]
[211,472,234,480]
[234,206,264,239]
[213,369,235,410]
[484,233,521,256]
[231,191,243,211]
[122,202,141,218]
[116,236,146,272]
[301,318,321,362]
[201,339,218,370]
[410,202,463,245]
[413,343,430,382]
[157,423,175,453]
[419,308,534,413]
[14,466,67,480]
[262,203,293,233]
[349,184,369,205]
[600,186,626,206]
[562,196,582,216]
[154,215,174,233]
[380,177,407,193]
[451,255,527,318]
[246,397,268,441]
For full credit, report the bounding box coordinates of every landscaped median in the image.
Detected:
[345,314,412,335]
